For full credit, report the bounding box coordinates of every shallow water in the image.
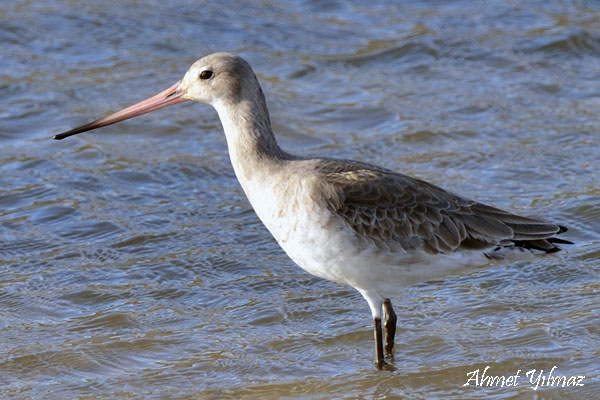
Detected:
[1,1,600,398]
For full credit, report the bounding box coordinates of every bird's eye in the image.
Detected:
[200,70,213,80]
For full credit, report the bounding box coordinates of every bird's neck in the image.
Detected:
[214,95,291,184]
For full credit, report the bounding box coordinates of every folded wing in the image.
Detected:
[314,159,570,255]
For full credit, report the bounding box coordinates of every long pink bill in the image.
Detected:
[53,80,188,140]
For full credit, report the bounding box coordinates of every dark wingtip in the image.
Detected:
[548,237,574,245]
[512,233,574,253]
[549,225,573,248]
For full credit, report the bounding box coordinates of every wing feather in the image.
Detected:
[311,158,570,254]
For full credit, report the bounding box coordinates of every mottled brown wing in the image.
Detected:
[315,159,567,254]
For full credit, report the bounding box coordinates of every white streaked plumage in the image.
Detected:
[54,52,571,370]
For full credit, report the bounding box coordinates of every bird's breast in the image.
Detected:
[238,174,349,278]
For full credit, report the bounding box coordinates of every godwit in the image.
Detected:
[54,53,571,370]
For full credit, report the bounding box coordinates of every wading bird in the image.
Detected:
[54,53,571,370]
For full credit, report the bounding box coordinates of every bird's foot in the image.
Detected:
[375,358,396,371]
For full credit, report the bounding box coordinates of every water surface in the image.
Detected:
[1,1,599,398]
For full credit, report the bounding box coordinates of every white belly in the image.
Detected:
[240,174,489,298]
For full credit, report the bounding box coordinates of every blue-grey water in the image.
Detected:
[1,1,599,399]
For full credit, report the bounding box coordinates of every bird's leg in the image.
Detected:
[373,317,387,370]
[360,290,395,370]
[383,298,397,358]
